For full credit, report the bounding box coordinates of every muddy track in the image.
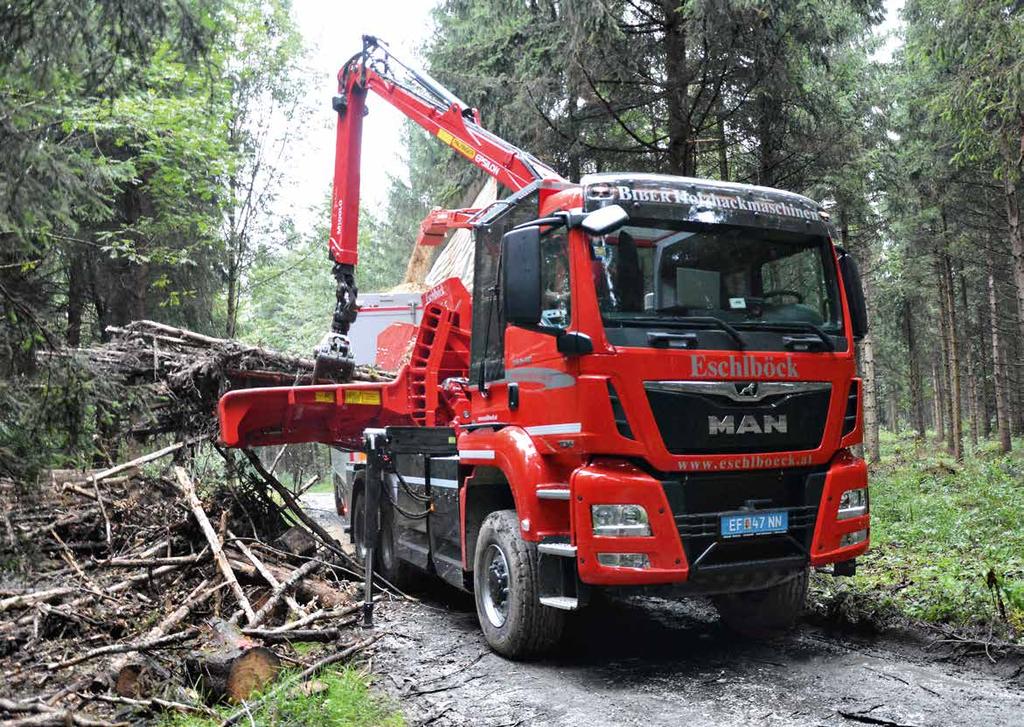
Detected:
[302,500,1024,727]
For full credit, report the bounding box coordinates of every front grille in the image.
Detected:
[644,380,831,454]
[661,468,826,577]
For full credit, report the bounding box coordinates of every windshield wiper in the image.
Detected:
[733,321,835,352]
[651,310,746,349]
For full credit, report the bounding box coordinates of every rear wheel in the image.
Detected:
[350,489,367,563]
[713,568,808,638]
[473,510,564,658]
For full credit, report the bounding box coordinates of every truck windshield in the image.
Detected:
[591,222,842,333]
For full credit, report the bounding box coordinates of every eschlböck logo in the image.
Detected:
[691,354,798,379]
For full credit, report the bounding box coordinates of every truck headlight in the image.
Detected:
[840,529,868,547]
[591,504,651,536]
[837,488,868,520]
[597,553,650,569]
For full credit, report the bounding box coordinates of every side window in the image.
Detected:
[539,233,571,330]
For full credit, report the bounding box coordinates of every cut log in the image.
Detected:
[184,621,280,704]
[274,526,317,559]
[114,657,172,698]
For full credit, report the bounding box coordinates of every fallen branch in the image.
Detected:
[248,557,323,628]
[240,450,353,566]
[77,693,217,718]
[46,628,199,670]
[227,531,302,617]
[242,623,356,643]
[174,467,256,624]
[87,440,193,485]
[0,588,76,615]
[0,699,128,727]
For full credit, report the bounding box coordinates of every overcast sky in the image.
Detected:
[275,0,905,238]
[272,0,436,234]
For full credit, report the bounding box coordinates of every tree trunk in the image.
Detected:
[957,262,979,450]
[887,384,899,434]
[716,112,730,181]
[977,281,994,439]
[1003,145,1024,351]
[932,359,946,443]
[66,251,87,347]
[184,621,280,704]
[226,250,239,339]
[989,270,1012,453]
[903,298,926,439]
[937,241,963,460]
[661,0,694,176]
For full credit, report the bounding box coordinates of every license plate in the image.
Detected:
[720,510,788,538]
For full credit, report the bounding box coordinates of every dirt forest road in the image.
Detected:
[300,497,1024,727]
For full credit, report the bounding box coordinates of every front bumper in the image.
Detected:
[569,451,868,588]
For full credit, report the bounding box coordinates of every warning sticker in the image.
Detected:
[345,390,381,406]
[314,391,335,404]
[436,129,476,161]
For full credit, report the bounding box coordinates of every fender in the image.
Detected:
[457,426,575,563]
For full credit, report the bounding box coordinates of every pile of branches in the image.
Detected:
[0,442,379,726]
[54,320,394,438]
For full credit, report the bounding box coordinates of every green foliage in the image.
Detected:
[160,667,404,727]
[241,225,335,355]
[0,358,142,480]
[816,433,1024,640]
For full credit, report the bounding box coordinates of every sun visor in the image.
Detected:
[581,174,830,236]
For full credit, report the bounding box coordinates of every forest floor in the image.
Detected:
[815,432,1024,642]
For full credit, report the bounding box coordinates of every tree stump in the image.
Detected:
[114,658,171,697]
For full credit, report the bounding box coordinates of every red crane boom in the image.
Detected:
[313,36,562,381]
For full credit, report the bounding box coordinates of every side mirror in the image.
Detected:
[837,249,868,340]
[581,204,629,236]
[501,226,542,325]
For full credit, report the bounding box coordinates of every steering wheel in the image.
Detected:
[762,289,804,304]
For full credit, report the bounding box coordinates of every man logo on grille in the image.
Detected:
[735,382,758,398]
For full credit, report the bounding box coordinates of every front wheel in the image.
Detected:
[473,510,564,658]
[713,568,808,638]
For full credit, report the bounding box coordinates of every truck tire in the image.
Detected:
[333,472,346,517]
[473,510,564,658]
[349,488,414,590]
[713,568,808,639]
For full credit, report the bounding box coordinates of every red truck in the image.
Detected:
[218,37,870,658]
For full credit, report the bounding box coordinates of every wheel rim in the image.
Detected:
[481,544,510,628]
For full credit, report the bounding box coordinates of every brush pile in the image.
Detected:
[55,320,394,438]
[0,442,379,725]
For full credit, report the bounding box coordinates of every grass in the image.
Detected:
[160,667,403,727]
[811,431,1024,641]
[303,478,334,495]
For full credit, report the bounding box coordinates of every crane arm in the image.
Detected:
[328,35,560,267]
[314,35,561,381]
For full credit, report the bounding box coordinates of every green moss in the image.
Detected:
[813,434,1024,640]
[160,667,403,727]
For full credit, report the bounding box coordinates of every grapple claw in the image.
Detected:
[312,331,356,382]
